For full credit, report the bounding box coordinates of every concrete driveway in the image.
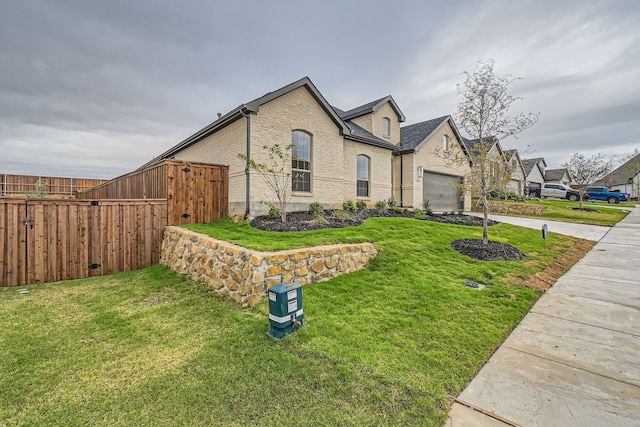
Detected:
[466,212,611,241]
[448,208,640,426]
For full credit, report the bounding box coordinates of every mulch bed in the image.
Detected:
[451,238,526,261]
[568,207,600,212]
[251,208,521,261]
[250,209,497,232]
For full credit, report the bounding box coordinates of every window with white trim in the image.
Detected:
[383,117,391,137]
[357,155,370,197]
[443,134,451,151]
[292,130,311,192]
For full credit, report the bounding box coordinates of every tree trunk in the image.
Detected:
[481,189,489,245]
[579,189,583,208]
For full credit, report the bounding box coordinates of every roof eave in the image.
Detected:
[139,107,247,169]
[341,95,406,123]
[344,134,396,150]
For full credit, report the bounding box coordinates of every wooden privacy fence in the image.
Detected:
[0,199,167,287]
[1,174,106,196]
[76,160,228,225]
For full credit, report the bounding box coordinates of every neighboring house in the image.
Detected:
[143,76,471,216]
[462,136,516,196]
[544,168,571,185]
[521,158,546,189]
[396,116,472,212]
[503,149,526,195]
[597,151,640,199]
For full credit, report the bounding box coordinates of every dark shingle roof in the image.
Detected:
[338,97,387,118]
[344,121,397,150]
[521,159,538,176]
[597,151,640,186]
[338,96,406,122]
[141,77,406,167]
[398,116,449,153]
[544,168,569,182]
[527,157,547,168]
[503,149,517,160]
[461,136,500,158]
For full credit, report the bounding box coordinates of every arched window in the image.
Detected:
[383,117,391,137]
[357,155,370,197]
[292,130,311,192]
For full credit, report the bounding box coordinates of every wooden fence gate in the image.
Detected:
[0,199,167,287]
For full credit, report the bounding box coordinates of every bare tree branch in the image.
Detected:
[451,59,538,245]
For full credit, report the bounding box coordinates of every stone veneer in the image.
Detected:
[160,226,378,307]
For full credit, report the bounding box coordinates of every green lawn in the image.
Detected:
[1,217,583,426]
[489,198,631,226]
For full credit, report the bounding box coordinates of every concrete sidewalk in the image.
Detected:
[466,212,611,241]
[448,207,640,426]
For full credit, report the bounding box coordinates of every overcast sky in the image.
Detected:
[1,0,638,179]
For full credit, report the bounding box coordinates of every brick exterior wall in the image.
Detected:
[394,121,471,209]
[350,101,401,145]
[342,140,393,205]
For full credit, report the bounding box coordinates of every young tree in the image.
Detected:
[562,152,616,208]
[238,144,293,222]
[26,178,48,198]
[455,59,538,244]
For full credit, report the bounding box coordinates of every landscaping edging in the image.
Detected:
[160,226,378,306]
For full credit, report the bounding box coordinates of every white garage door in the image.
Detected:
[423,172,463,212]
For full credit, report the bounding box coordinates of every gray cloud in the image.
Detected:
[1,0,639,177]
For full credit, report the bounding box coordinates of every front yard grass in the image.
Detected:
[487,198,631,226]
[1,217,586,426]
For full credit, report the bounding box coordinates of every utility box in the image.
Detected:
[267,282,303,340]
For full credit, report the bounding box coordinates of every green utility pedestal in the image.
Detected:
[267,282,303,340]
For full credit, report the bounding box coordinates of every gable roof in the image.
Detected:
[503,149,518,161]
[461,136,503,160]
[396,115,472,161]
[521,158,544,177]
[544,168,570,182]
[597,151,640,186]
[337,95,406,122]
[503,149,526,176]
[142,77,360,168]
[329,105,398,149]
[526,157,548,168]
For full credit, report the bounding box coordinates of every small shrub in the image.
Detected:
[392,207,403,214]
[414,209,425,219]
[309,201,323,216]
[375,200,386,209]
[268,205,281,219]
[387,197,398,208]
[356,200,367,211]
[422,199,433,215]
[27,179,48,198]
[488,188,503,200]
[343,200,356,212]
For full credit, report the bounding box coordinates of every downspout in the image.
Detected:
[242,108,251,220]
[399,154,404,207]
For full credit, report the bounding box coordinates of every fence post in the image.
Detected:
[2,174,6,196]
[70,178,74,195]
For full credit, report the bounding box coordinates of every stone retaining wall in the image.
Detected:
[160,226,378,306]
[471,201,546,216]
